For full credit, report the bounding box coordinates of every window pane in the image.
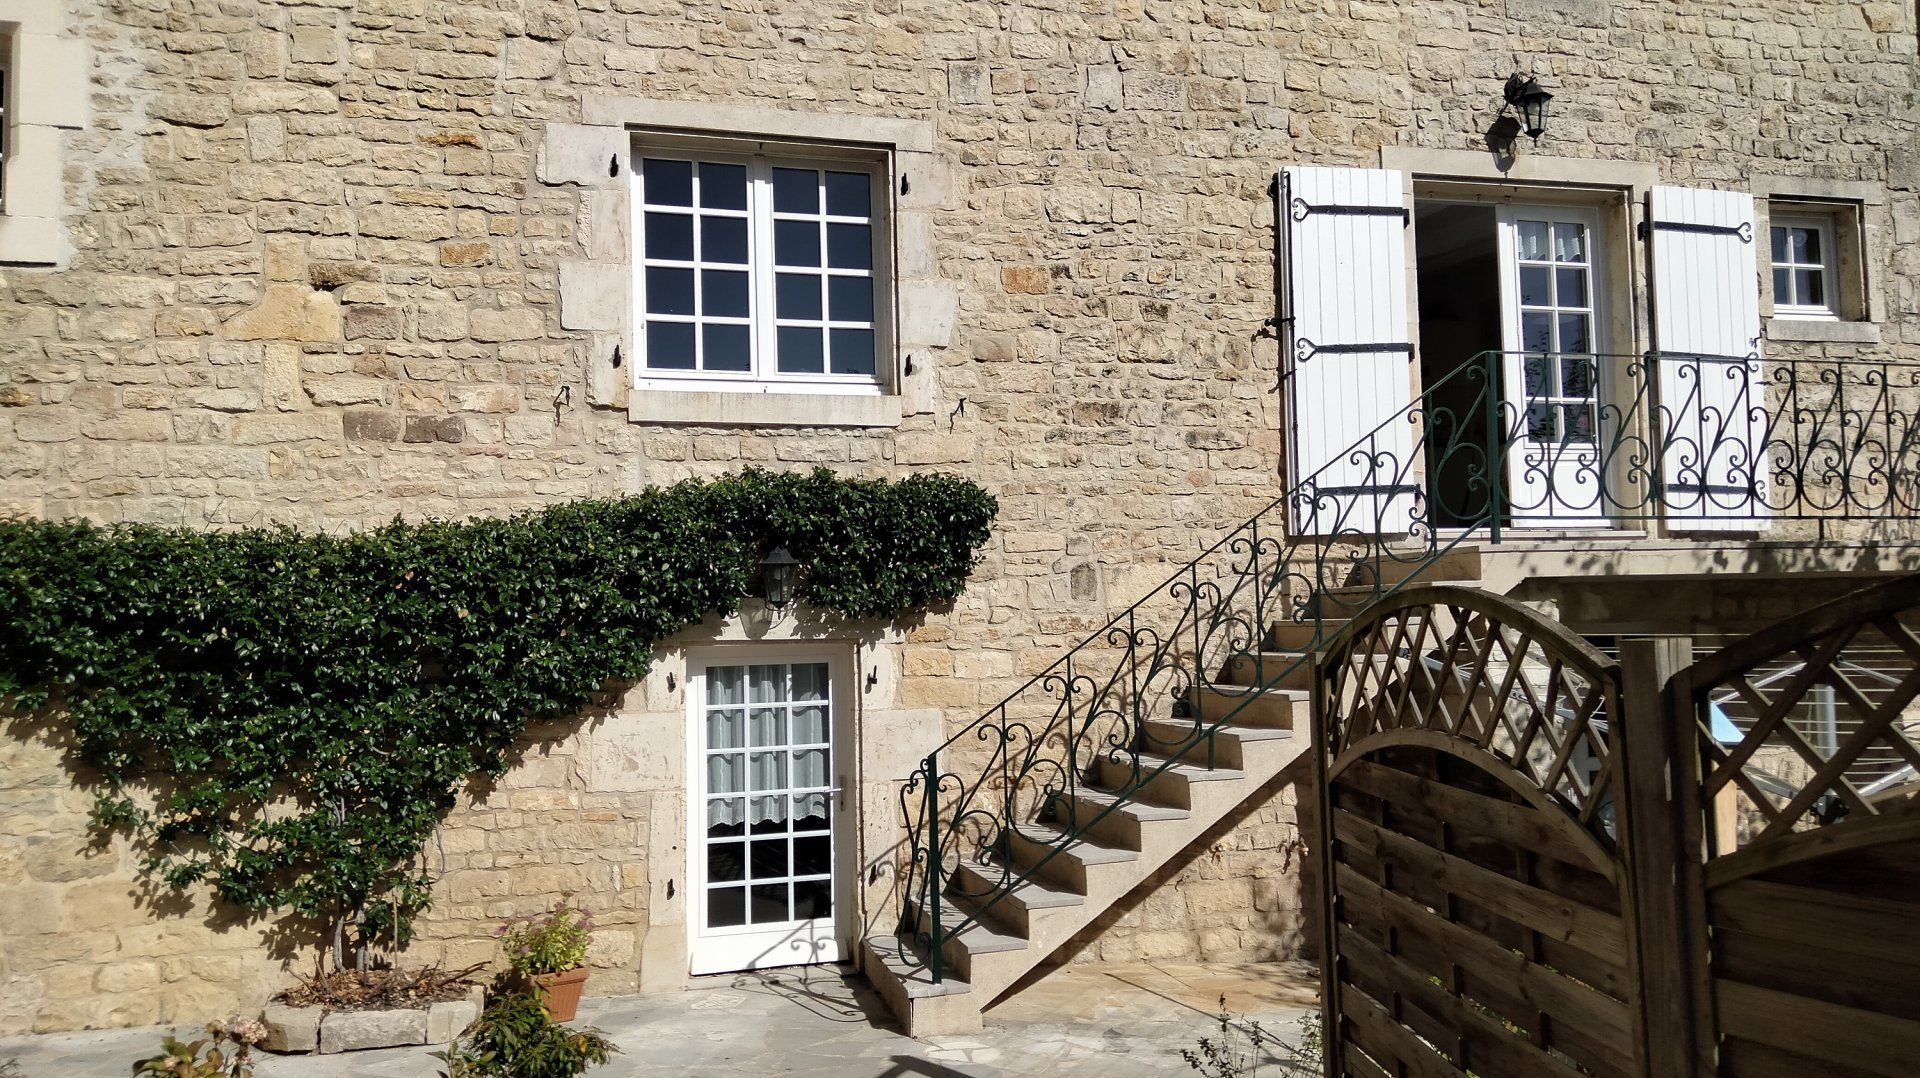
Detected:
[749,839,788,880]
[645,267,694,316]
[826,223,872,270]
[749,664,783,704]
[708,753,745,795]
[702,269,749,318]
[792,663,828,701]
[707,666,744,705]
[1552,222,1586,263]
[1789,226,1814,262]
[643,158,692,206]
[1555,267,1586,307]
[825,171,870,218]
[1526,401,1556,444]
[1519,265,1550,306]
[699,162,747,211]
[708,841,744,883]
[830,328,875,376]
[793,878,831,920]
[777,327,824,373]
[1516,220,1548,261]
[1522,354,1549,397]
[1557,313,1590,355]
[772,167,817,214]
[774,219,820,267]
[700,216,748,264]
[703,324,750,372]
[750,884,788,924]
[1770,225,1789,263]
[707,797,744,839]
[707,707,744,750]
[708,886,745,928]
[1797,268,1824,306]
[646,321,695,369]
[749,752,787,792]
[749,794,788,834]
[1521,312,1552,354]
[828,276,874,322]
[794,836,830,877]
[644,212,693,261]
[793,748,829,788]
[1563,404,1596,444]
[792,703,827,744]
[777,273,823,320]
[749,706,785,748]
[1773,267,1794,304]
[793,792,831,832]
[1560,356,1594,398]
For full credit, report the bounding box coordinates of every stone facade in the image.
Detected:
[2,0,1918,1035]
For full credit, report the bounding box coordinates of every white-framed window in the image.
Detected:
[1769,213,1837,321]
[631,148,890,396]
[0,31,11,210]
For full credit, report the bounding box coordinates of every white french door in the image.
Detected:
[1495,205,1614,527]
[687,655,848,975]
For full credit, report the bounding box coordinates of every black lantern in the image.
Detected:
[1503,74,1552,140]
[760,546,800,609]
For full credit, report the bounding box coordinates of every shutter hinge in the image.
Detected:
[1288,197,1410,223]
[1294,338,1415,363]
[1643,219,1753,242]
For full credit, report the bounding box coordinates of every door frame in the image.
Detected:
[682,644,857,976]
[1493,200,1619,528]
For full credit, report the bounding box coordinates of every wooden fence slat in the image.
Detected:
[1332,806,1629,966]
[1714,926,1920,1023]
[1338,982,1468,1078]
[1714,979,1920,1078]
[1339,757,1616,878]
[1337,863,1635,1076]
[1341,928,1592,1078]
[1718,1036,1892,1078]
[1711,877,1920,959]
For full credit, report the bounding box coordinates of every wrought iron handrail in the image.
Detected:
[894,348,1920,984]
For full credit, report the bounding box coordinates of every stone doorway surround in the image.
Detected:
[536,96,952,429]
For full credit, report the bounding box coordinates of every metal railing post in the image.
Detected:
[1483,351,1504,545]
[922,752,942,984]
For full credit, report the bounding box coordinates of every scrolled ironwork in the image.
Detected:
[895,349,1920,982]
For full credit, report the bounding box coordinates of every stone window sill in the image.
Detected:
[628,389,902,428]
[1765,319,1880,345]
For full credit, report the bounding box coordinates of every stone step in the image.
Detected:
[909,896,1030,984]
[1056,784,1192,848]
[1192,683,1303,728]
[1219,650,1314,690]
[1343,546,1483,588]
[1096,751,1245,811]
[1138,716,1294,771]
[950,861,1084,936]
[1005,823,1140,892]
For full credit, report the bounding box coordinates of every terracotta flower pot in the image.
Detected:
[532,967,589,1023]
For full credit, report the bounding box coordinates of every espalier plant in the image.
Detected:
[0,468,995,970]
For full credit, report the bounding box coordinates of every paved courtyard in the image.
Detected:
[0,961,1320,1077]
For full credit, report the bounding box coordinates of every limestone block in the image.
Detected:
[425,999,478,1044]
[898,280,956,348]
[317,1007,428,1054]
[470,307,547,343]
[261,1002,320,1053]
[223,285,342,343]
[539,124,625,187]
[558,261,629,332]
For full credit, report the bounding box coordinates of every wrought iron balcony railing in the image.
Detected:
[895,349,1920,984]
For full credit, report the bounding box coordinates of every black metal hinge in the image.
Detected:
[1639,219,1753,242]
[1295,338,1415,362]
[1288,197,1410,223]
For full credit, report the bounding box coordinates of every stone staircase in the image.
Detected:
[862,544,1485,1035]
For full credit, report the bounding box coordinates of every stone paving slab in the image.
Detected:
[0,962,1320,1077]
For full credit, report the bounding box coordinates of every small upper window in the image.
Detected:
[1769,214,1837,321]
[633,150,887,395]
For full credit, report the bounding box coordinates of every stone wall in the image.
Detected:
[2,0,1918,1034]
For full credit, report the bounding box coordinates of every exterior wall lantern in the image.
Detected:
[759,546,800,609]
[1503,73,1552,140]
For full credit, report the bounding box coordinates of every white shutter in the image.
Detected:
[1647,186,1768,531]
[1281,166,1417,536]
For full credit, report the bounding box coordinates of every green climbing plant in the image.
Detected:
[0,467,995,969]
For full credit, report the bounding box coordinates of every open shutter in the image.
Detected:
[1647,186,1768,531]
[1281,165,1417,536]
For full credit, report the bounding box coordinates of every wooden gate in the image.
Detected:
[1313,587,1636,1078]
[1314,577,1920,1078]
[1667,574,1920,1077]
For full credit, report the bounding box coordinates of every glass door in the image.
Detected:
[1496,205,1614,526]
[689,657,844,975]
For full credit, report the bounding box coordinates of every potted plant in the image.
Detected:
[497,898,594,1022]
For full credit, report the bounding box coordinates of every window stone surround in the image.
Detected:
[539,98,947,428]
[0,0,90,268]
